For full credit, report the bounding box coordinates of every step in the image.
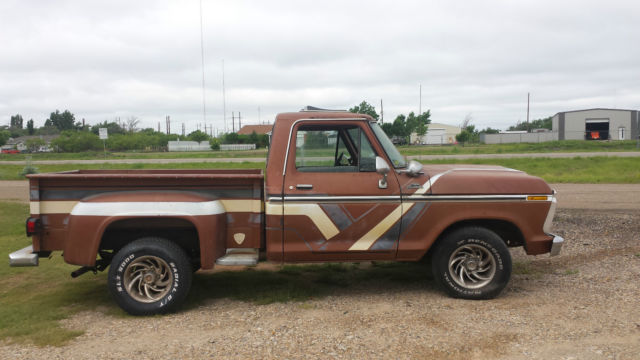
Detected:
[215,248,259,266]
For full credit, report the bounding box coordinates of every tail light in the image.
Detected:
[26,218,41,236]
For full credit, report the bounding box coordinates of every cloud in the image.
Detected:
[1,0,638,133]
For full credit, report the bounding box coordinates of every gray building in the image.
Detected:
[552,108,639,141]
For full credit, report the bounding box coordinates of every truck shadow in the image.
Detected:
[185,262,437,309]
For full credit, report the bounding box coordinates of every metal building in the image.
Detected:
[552,108,639,141]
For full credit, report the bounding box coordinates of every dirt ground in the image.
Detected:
[1,181,639,359]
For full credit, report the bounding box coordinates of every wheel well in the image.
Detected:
[424,219,524,261]
[99,217,201,263]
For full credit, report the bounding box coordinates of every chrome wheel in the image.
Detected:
[448,243,496,289]
[123,255,173,303]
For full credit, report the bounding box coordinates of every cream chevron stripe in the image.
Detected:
[348,203,415,251]
[283,203,340,240]
[220,199,262,213]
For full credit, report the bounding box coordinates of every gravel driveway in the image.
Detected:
[1,182,639,359]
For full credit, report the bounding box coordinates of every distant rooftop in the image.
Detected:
[237,124,273,135]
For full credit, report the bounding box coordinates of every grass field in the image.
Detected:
[1,156,638,183]
[0,201,425,346]
[398,139,640,156]
[1,140,639,162]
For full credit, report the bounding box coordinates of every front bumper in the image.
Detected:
[9,245,39,267]
[549,234,564,257]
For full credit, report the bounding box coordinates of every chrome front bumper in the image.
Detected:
[549,234,564,257]
[9,245,39,267]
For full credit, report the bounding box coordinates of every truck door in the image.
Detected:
[281,120,402,261]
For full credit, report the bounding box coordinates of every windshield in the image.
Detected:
[370,122,407,168]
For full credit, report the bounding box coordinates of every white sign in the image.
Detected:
[99,128,108,140]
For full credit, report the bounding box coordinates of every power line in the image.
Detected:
[199,0,207,126]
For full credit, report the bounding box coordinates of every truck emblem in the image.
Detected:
[233,233,246,245]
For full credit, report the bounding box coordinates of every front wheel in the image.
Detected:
[431,227,511,300]
[108,237,192,315]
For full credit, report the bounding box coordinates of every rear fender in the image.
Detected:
[63,194,228,269]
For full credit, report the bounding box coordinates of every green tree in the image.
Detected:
[48,110,76,131]
[349,101,379,120]
[223,132,239,144]
[91,121,125,136]
[209,137,221,150]
[479,127,500,134]
[381,122,394,136]
[406,111,431,140]
[187,130,210,142]
[0,130,10,147]
[456,125,479,144]
[248,131,259,145]
[508,117,552,132]
[10,114,24,129]
[51,131,101,152]
[391,115,410,140]
[26,119,35,135]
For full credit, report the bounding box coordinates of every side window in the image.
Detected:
[347,127,376,172]
[295,125,377,172]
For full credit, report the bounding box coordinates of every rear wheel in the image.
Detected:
[108,237,192,315]
[431,227,511,299]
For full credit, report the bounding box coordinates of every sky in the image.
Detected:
[1,0,639,135]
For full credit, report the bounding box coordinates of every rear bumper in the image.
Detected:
[9,245,39,267]
[549,234,564,257]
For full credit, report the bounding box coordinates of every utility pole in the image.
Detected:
[182,123,185,137]
[239,112,242,130]
[158,122,161,133]
[232,112,235,133]
[222,59,227,132]
[527,92,530,124]
[199,0,207,126]
[380,99,384,123]
[165,116,171,135]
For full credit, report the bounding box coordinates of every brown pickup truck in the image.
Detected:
[10,110,563,315]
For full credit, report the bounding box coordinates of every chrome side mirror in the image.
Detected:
[398,160,423,177]
[376,156,390,189]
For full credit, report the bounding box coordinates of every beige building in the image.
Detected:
[552,108,639,141]
[410,123,461,145]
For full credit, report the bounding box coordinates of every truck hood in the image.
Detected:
[422,164,552,195]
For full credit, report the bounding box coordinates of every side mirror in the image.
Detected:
[375,156,390,189]
[398,160,423,177]
[405,160,423,177]
[376,156,390,175]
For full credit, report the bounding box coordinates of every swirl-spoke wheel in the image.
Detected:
[108,237,192,316]
[124,256,173,303]
[431,227,512,300]
[448,244,496,289]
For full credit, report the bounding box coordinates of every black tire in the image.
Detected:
[108,237,192,316]
[431,227,511,300]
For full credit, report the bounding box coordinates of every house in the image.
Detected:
[410,123,461,145]
[2,135,58,152]
[237,125,273,136]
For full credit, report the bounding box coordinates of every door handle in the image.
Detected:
[296,184,313,190]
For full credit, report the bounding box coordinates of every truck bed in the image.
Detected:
[27,168,265,268]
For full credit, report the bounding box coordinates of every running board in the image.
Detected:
[215,248,259,266]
